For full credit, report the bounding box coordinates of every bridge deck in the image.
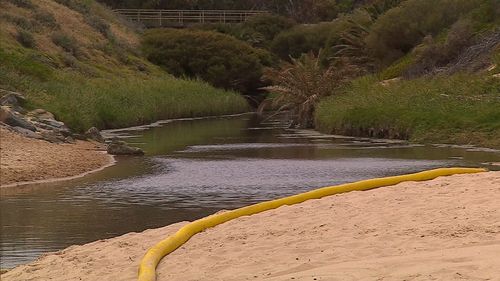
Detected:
[114,9,268,27]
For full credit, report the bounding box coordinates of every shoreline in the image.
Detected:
[0,128,116,189]
[101,112,253,135]
[1,171,499,280]
[0,112,252,189]
[0,152,115,189]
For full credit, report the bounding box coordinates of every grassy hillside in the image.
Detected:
[310,0,500,148]
[0,0,248,131]
[315,74,500,148]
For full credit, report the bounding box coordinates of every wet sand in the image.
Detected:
[1,171,499,280]
[0,127,114,188]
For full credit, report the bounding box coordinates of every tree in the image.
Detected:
[261,51,359,127]
[142,28,272,94]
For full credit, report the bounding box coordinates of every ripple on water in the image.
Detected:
[71,157,453,208]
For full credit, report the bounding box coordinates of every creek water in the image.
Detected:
[1,113,499,269]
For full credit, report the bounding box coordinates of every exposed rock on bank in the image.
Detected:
[107,138,144,156]
[86,127,105,143]
[0,90,145,187]
[0,90,72,144]
[0,90,145,156]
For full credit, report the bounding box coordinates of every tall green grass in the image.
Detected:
[26,75,249,132]
[315,74,500,148]
[0,49,249,132]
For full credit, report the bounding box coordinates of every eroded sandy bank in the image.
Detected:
[1,171,499,280]
[0,127,114,188]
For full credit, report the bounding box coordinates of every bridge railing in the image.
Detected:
[113,9,269,27]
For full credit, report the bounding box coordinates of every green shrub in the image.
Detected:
[53,0,90,14]
[51,33,80,57]
[239,14,296,47]
[142,28,271,94]
[366,0,484,65]
[272,0,355,23]
[16,29,36,48]
[378,53,415,80]
[271,10,374,62]
[365,0,405,20]
[7,0,35,9]
[191,14,295,49]
[85,14,113,39]
[404,19,475,77]
[271,23,335,60]
[60,53,77,67]
[469,0,500,30]
[34,10,59,29]
[6,15,34,31]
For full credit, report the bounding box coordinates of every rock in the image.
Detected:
[85,127,105,143]
[37,118,72,136]
[94,143,108,151]
[0,90,26,107]
[0,106,36,131]
[40,130,65,143]
[65,136,76,143]
[27,109,55,120]
[11,126,42,139]
[31,120,70,136]
[39,118,65,129]
[73,133,87,140]
[58,127,72,137]
[107,139,144,156]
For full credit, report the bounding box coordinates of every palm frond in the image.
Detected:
[262,50,360,127]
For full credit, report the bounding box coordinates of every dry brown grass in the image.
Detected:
[1,0,143,70]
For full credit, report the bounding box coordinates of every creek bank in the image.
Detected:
[0,90,144,187]
[0,126,114,187]
[0,90,72,144]
[314,75,500,149]
[107,138,144,156]
[0,90,146,154]
[1,171,498,280]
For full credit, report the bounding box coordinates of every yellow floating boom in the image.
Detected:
[138,167,486,281]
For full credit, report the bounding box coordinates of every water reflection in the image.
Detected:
[1,114,499,268]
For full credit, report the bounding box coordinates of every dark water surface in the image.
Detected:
[1,114,499,268]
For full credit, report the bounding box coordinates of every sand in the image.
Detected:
[0,127,114,187]
[1,171,499,281]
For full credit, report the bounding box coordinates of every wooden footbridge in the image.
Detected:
[113,9,268,28]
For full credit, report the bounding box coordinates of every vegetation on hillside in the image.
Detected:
[262,0,499,147]
[142,28,273,95]
[262,52,359,127]
[0,0,248,132]
[2,0,499,147]
[191,14,296,50]
[97,0,364,23]
[315,75,500,147]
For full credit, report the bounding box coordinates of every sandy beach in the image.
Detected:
[1,171,498,281]
[0,127,114,187]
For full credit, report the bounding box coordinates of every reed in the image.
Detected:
[24,75,250,132]
[315,74,500,148]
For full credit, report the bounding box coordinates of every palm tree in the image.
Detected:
[261,50,358,128]
[331,19,374,71]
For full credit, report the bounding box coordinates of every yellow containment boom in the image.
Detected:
[138,167,486,281]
